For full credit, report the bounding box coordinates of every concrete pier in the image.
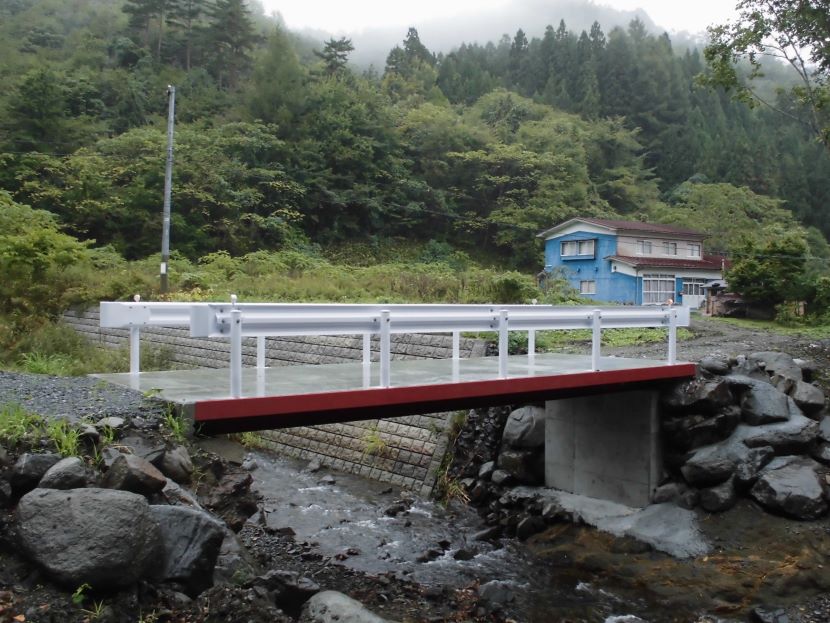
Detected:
[545,390,661,508]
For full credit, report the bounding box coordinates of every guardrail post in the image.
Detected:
[498,310,509,379]
[129,326,141,376]
[230,308,242,398]
[380,310,391,388]
[452,330,460,382]
[668,307,677,365]
[591,309,602,371]
[362,333,371,388]
[256,335,266,369]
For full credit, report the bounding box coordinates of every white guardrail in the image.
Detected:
[100,299,690,398]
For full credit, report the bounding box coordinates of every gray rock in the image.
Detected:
[453,548,476,561]
[299,590,396,623]
[750,457,828,520]
[304,459,322,473]
[748,351,803,382]
[251,569,320,617]
[770,373,795,395]
[151,505,225,596]
[16,488,161,588]
[496,448,543,485]
[739,414,819,454]
[490,469,513,486]
[151,446,194,484]
[663,379,733,414]
[681,457,736,487]
[213,529,258,587]
[161,478,202,508]
[38,457,89,490]
[10,453,61,496]
[104,454,167,496]
[651,482,682,504]
[699,356,730,375]
[502,406,546,448]
[751,606,790,623]
[78,425,100,444]
[820,416,830,443]
[478,461,495,480]
[516,515,546,541]
[794,358,818,382]
[677,488,700,510]
[734,446,775,489]
[0,446,9,467]
[471,526,501,541]
[478,580,516,606]
[700,476,736,513]
[95,416,126,431]
[741,382,793,425]
[790,381,826,416]
[664,408,741,450]
[0,478,11,508]
[541,501,571,522]
[811,442,830,465]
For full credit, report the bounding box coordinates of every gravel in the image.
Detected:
[0,371,165,424]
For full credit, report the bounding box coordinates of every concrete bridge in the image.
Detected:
[95,300,696,507]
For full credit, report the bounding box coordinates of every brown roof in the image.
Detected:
[577,218,705,237]
[607,254,725,270]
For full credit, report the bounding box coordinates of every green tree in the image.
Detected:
[704,0,830,149]
[314,37,354,77]
[205,0,257,89]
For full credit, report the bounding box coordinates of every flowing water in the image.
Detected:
[248,449,664,622]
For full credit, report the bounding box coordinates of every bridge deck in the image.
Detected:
[96,354,695,434]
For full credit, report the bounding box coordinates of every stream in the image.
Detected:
[247,448,665,622]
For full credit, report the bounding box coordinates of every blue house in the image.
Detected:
[538,218,724,307]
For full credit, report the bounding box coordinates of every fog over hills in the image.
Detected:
[284,0,700,68]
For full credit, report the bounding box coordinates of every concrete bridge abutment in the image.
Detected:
[545,390,661,508]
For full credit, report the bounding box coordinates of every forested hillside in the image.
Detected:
[1,0,828,274]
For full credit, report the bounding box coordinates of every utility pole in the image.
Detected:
[160,85,176,294]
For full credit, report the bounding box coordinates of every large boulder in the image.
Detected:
[9,453,61,496]
[38,457,90,490]
[790,381,826,416]
[662,379,733,414]
[700,476,737,513]
[104,453,167,496]
[664,408,740,450]
[149,446,194,484]
[501,406,546,449]
[249,570,320,617]
[16,488,161,588]
[738,414,819,454]
[151,505,225,597]
[299,590,396,623]
[681,456,735,487]
[747,352,803,383]
[740,382,795,425]
[734,446,775,489]
[750,457,828,520]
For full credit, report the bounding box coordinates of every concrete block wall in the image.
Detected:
[63,308,486,495]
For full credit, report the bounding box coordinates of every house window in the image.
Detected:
[682,278,707,296]
[643,273,675,304]
[579,280,596,294]
[560,239,595,258]
[636,240,652,255]
[688,243,701,258]
[663,242,678,256]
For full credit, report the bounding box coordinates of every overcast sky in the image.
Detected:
[260,0,739,35]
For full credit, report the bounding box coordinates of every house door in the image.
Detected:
[642,273,675,304]
[682,278,707,309]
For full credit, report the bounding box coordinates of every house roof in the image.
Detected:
[607,254,725,271]
[538,217,706,240]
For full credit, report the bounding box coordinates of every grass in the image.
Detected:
[361,425,388,458]
[0,403,43,446]
[230,431,263,448]
[703,315,830,339]
[163,405,187,442]
[433,411,470,506]
[475,326,693,354]
[46,419,82,457]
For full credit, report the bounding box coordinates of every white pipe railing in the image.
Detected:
[100,300,690,397]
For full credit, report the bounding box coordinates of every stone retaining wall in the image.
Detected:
[63,308,488,495]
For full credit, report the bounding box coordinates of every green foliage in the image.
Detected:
[727,228,810,306]
[0,403,43,447]
[163,405,187,442]
[361,425,388,458]
[18,352,74,376]
[71,583,92,607]
[46,418,82,456]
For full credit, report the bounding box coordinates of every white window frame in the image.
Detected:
[682,278,707,296]
[663,241,678,256]
[636,240,652,255]
[642,273,676,304]
[560,239,595,258]
[688,243,701,258]
[579,280,596,295]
